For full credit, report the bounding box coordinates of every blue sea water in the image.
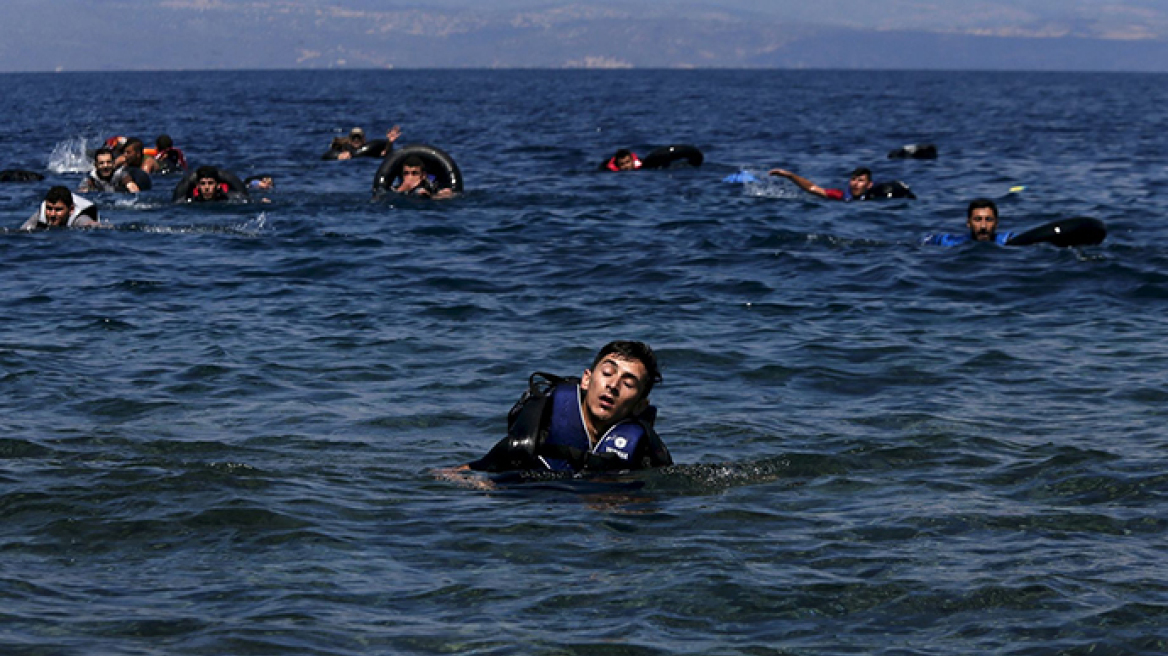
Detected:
[1,69,1166,655]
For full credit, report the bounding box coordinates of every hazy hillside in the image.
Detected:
[3,1,1166,71]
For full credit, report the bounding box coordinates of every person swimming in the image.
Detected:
[601,148,642,172]
[921,198,1015,246]
[439,340,673,478]
[20,186,101,230]
[390,155,454,199]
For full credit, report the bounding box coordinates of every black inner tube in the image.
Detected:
[1006,217,1106,247]
[0,169,45,182]
[373,144,463,194]
[863,181,916,200]
[352,139,388,158]
[323,139,389,160]
[887,144,938,159]
[640,145,704,170]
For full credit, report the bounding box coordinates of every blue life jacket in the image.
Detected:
[466,372,671,475]
[922,232,1015,247]
[539,383,650,472]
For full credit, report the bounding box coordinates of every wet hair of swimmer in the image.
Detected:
[156,134,173,150]
[967,198,999,219]
[850,167,872,179]
[195,166,220,183]
[590,340,662,397]
[44,185,74,207]
[401,155,426,172]
[93,147,114,163]
[613,148,633,160]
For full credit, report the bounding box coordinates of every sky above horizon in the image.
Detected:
[3,0,1167,72]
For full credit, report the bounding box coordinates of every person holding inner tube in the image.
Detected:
[20,186,101,230]
[922,198,1108,248]
[769,166,875,201]
[78,148,119,193]
[604,148,642,171]
[185,166,233,202]
[922,199,1014,246]
[436,340,673,483]
[392,155,454,199]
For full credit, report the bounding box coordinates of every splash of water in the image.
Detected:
[46,136,92,174]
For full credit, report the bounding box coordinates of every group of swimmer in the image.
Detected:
[8,128,1111,482]
[15,124,466,229]
[11,129,1106,247]
[768,165,1020,245]
[742,156,1104,247]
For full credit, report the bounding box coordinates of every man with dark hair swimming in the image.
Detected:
[438,340,673,479]
[186,166,231,202]
[112,138,155,192]
[768,166,875,201]
[922,198,1016,246]
[392,155,454,199]
[21,186,101,230]
[78,148,119,193]
[603,148,642,171]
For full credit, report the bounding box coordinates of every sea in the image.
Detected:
[1,69,1166,655]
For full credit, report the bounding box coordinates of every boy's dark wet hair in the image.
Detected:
[44,185,74,207]
[613,149,633,160]
[591,340,662,396]
[195,166,220,182]
[851,167,872,179]
[156,134,173,150]
[402,155,425,170]
[967,198,999,219]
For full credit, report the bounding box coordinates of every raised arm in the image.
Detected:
[769,168,832,198]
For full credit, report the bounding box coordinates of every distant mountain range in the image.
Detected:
[4,1,1167,71]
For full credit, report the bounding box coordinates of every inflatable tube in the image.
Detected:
[863,181,916,200]
[1006,217,1106,248]
[373,144,463,194]
[888,143,938,160]
[0,169,45,182]
[322,139,389,161]
[352,139,388,159]
[171,167,248,202]
[641,144,704,170]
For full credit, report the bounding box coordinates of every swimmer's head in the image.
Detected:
[590,341,661,398]
[43,186,74,226]
[848,167,873,197]
[156,134,174,150]
[581,340,661,432]
[349,127,365,146]
[401,155,426,180]
[123,138,145,166]
[93,147,116,179]
[966,198,1000,242]
[195,166,221,198]
[613,149,636,171]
